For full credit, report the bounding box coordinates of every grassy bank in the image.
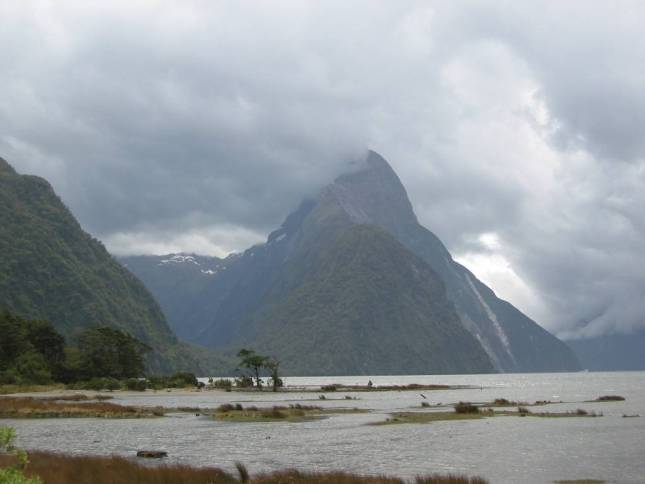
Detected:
[0,452,489,484]
[213,403,368,422]
[371,402,603,425]
[0,396,163,418]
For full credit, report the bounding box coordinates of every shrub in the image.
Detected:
[454,402,479,414]
[321,385,337,392]
[235,375,253,388]
[517,407,530,414]
[125,378,148,391]
[576,408,588,416]
[72,377,122,391]
[216,404,235,412]
[421,401,430,408]
[211,378,233,390]
[0,426,40,483]
[260,407,287,419]
[169,372,198,388]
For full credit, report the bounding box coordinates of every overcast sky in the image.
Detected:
[1,1,644,340]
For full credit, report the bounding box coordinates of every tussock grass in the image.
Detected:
[0,396,162,418]
[213,403,366,422]
[0,452,489,483]
[595,395,625,402]
[370,411,486,426]
[0,452,237,484]
[0,385,65,395]
[453,402,479,414]
[496,408,602,418]
[373,404,603,425]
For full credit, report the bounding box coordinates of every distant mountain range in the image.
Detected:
[121,151,580,375]
[0,157,227,374]
[567,330,645,371]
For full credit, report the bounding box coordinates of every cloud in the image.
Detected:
[1,1,644,339]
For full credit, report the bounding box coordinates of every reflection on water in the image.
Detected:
[3,372,645,484]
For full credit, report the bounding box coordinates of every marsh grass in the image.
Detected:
[370,411,486,426]
[0,396,163,418]
[496,408,602,418]
[482,398,561,408]
[0,385,65,395]
[213,403,367,422]
[0,451,489,483]
[373,404,603,425]
[0,452,237,484]
[594,395,625,402]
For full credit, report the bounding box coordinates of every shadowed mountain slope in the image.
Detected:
[0,158,228,374]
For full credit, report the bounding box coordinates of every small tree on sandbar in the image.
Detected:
[237,348,268,389]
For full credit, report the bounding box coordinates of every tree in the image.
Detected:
[77,326,151,379]
[266,359,283,392]
[0,311,65,384]
[236,348,269,389]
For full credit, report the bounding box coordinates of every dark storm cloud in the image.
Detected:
[1,1,644,339]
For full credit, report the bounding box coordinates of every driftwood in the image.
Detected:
[136,450,168,458]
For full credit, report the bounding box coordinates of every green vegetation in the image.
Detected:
[0,161,229,374]
[243,224,494,375]
[0,450,489,484]
[0,312,208,394]
[209,378,233,390]
[212,403,367,423]
[235,349,283,391]
[0,426,41,483]
[0,312,161,388]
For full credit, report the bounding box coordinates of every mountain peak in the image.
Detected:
[0,157,16,175]
[321,150,419,231]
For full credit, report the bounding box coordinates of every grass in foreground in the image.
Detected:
[0,396,163,418]
[213,403,368,422]
[0,452,489,484]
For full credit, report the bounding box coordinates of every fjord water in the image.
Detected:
[5,372,645,484]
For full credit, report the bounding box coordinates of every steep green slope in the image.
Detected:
[244,225,494,375]
[0,158,227,374]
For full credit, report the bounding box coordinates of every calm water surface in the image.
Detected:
[4,372,645,483]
